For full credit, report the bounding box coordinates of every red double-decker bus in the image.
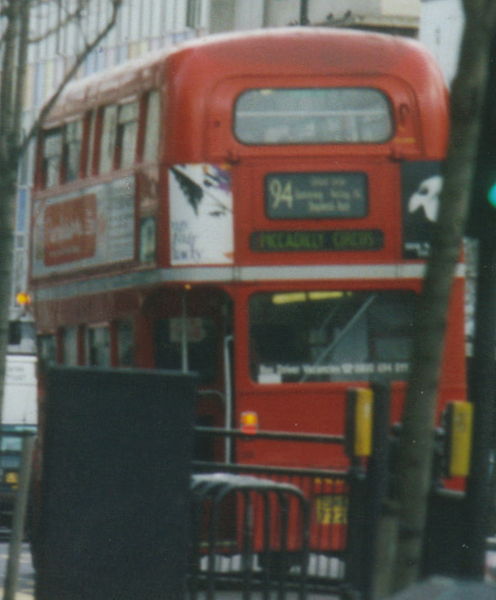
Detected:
[30,28,465,555]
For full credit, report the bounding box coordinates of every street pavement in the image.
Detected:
[0,539,35,599]
[0,540,494,599]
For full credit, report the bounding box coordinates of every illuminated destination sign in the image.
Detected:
[265,172,367,219]
[250,229,383,252]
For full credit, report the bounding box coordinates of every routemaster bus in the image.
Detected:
[30,28,465,556]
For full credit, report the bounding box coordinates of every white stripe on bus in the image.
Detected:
[33,263,465,302]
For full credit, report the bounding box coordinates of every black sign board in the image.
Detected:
[265,172,368,219]
[36,367,196,600]
[250,229,383,252]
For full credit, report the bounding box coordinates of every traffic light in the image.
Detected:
[467,45,496,238]
[487,180,496,209]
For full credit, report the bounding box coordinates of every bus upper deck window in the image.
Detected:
[99,105,118,173]
[86,110,97,176]
[234,88,393,145]
[42,127,63,187]
[143,91,160,162]
[116,101,139,169]
[63,120,83,182]
[99,102,138,172]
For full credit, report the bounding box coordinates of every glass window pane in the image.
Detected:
[144,91,160,162]
[87,326,111,367]
[63,326,79,366]
[38,334,57,370]
[235,88,392,145]
[117,320,134,367]
[116,102,139,168]
[99,105,118,173]
[63,120,83,181]
[43,128,63,186]
[154,317,218,384]
[249,290,414,384]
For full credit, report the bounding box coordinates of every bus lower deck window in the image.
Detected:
[249,290,414,384]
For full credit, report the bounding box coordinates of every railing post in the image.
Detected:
[345,383,391,599]
[3,432,36,600]
[363,383,392,600]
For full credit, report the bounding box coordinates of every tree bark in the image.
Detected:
[0,0,27,427]
[0,0,122,424]
[391,0,496,592]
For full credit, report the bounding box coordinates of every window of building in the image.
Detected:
[143,91,160,162]
[249,290,414,384]
[235,88,393,145]
[186,0,202,28]
[63,120,83,182]
[42,128,63,187]
[115,101,139,168]
[87,326,111,367]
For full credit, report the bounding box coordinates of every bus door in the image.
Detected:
[144,287,233,461]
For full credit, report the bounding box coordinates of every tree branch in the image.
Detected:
[20,0,123,155]
[28,0,87,45]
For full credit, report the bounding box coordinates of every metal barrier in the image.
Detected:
[189,431,371,598]
[189,473,310,599]
[189,385,392,599]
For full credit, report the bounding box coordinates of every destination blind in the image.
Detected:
[250,229,383,252]
[265,172,367,219]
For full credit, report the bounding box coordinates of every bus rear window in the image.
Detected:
[235,88,392,145]
[250,290,414,384]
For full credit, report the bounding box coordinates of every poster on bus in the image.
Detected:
[402,161,443,259]
[169,163,233,265]
[31,176,135,277]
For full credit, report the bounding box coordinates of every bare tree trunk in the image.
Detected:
[0,0,122,425]
[391,0,496,592]
[0,0,27,426]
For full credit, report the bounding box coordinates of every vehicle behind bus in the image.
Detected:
[0,316,37,529]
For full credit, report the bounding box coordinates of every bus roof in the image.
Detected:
[44,27,444,127]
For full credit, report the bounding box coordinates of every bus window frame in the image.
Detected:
[115,100,140,170]
[205,74,423,160]
[233,86,394,146]
[83,109,98,178]
[61,325,81,366]
[37,333,58,371]
[142,90,161,163]
[85,323,112,368]
[41,127,64,188]
[61,118,84,183]
[99,104,119,174]
[115,319,135,368]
